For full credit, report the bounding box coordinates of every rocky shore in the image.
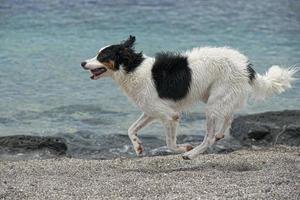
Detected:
[0,110,299,160]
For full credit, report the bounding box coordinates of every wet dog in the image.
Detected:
[81,36,297,159]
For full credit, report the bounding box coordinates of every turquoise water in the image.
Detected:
[1,0,300,137]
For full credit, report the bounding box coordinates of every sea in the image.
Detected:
[0,0,299,155]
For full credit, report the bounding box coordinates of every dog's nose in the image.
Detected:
[81,61,87,68]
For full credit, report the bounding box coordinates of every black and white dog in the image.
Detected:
[81,36,297,160]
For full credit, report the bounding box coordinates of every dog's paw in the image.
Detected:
[215,133,225,141]
[185,144,194,151]
[135,144,144,156]
[182,154,192,160]
[178,143,194,152]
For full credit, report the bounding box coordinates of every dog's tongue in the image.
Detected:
[91,68,106,75]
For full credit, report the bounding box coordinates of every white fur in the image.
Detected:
[84,47,298,159]
[251,65,298,100]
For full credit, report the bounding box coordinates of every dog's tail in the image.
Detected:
[250,65,298,100]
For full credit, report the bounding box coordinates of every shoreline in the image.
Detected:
[1,110,299,160]
[0,146,299,199]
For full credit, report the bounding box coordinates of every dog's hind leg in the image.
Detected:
[182,113,233,160]
[215,116,233,141]
[182,115,216,159]
[128,113,155,156]
[182,86,245,160]
[163,120,193,153]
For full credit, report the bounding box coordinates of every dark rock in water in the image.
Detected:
[231,110,300,147]
[0,135,67,160]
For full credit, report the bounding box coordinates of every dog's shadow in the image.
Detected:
[122,161,262,174]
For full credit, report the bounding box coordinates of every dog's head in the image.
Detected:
[81,35,142,80]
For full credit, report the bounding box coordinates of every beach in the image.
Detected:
[0,110,299,199]
[1,1,300,199]
[0,146,299,200]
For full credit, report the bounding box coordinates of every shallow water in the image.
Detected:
[0,0,300,140]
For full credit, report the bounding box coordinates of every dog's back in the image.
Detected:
[165,47,252,112]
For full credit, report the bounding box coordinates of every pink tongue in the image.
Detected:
[91,68,106,76]
[92,69,102,76]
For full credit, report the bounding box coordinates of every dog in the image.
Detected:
[81,35,297,160]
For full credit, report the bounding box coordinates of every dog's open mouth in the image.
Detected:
[90,67,107,80]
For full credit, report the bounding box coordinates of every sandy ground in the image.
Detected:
[0,147,299,200]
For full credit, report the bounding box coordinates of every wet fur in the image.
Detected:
[82,36,297,159]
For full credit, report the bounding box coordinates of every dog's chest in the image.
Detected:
[115,73,151,107]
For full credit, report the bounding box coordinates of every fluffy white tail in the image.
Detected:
[251,65,298,100]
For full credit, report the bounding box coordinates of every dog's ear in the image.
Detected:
[122,35,136,49]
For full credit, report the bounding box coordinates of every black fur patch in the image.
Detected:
[119,48,144,73]
[97,45,120,64]
[97,36,144,72]
[247,63,256,82]
[152,52,192,101]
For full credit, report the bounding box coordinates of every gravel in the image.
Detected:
[0,146,299,200]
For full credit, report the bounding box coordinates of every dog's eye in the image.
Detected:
[97,53,109,62]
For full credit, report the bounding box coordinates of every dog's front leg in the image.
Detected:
[128,113,154,156]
